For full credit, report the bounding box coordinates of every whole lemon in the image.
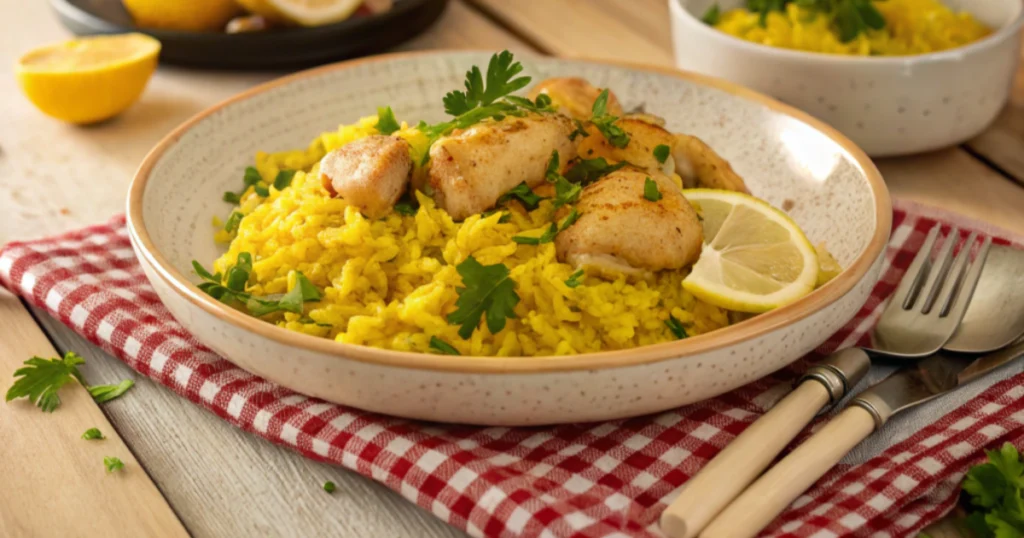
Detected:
[122,0,240,31]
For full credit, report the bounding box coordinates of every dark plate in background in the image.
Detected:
[51,0,448,70]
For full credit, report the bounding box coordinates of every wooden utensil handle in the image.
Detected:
[700,406,877,538]
[660,380,831,538]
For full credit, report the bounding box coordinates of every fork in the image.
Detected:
[660,225,990,538]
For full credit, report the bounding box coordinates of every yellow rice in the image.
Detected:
[211,117,735,356]
[714,0,992,56]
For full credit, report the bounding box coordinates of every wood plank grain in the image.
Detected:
[965,39,1024,186]
[31,307,465,538]
[0,290,188,537]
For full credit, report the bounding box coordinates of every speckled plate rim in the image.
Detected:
[669,0,1024,66]
[127,49,892,374]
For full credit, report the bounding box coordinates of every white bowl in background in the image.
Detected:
[128,51,890,425]
[669,0,1024,157]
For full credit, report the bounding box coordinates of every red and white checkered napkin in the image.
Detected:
[3,200,1024,538]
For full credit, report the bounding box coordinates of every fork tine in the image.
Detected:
[919,226,960,314]
[939,236,991,318]
[932,231,977,316]
[897,224,941,310]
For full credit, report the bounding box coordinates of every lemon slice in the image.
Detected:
[682,189,819,313]
[236,0,363,26]
[122,0,239,31]
[16,34,160,125]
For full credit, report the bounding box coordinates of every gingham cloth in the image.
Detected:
[2,199,1024,538]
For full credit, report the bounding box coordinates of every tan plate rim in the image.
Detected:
[126,49,892,374]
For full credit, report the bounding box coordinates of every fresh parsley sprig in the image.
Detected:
[447,256,520,339]
[961,442,1024,538]
[720,0,886,41]
[193,254,322,317]
[376,106,401,135]
[590,89,630,148]
[564,157,627,186]
[544,151,582,208]
[88,380,134,404]
[498,182,547,211]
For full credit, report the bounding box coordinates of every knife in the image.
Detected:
[699,336,1024,538]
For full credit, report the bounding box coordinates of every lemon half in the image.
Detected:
[682,189,819,313]
[16,33,160,125]
[235,0,363,26]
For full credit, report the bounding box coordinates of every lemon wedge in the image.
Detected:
[235,0,363,26]
[682,189,819,313]
[122,0,240,31]
[16,34,160,125]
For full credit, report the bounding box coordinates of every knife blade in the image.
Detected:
[853,335,1024,427]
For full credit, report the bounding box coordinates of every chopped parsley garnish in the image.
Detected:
[743,0,885,41]
[82,428,105,440]
[429,336,461,355]
[564,157,627,186]
[273,170,296,191]
[513,208,580,245]
[376,106,401,135]
[643,177,662,202]
[653,144,671,164]
[447,256,520,339]
[702,4,721,25]
[223,211,244,235]
[569,118,590,141]
[323,481,336,493]
[961,442,1024,538]
[394,191,419,216]
[104,456,125,473]
[498,182,546,210]
[482,209,513,223]
[564,269,585,289]
[223,167,263,204]
[545,151,582,208]
[590,89,630,148]
[665,315,688,339]
[88,379,134,404]
[193,254,322,317]
[5,352,85,412]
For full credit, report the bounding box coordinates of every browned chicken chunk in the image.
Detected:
[576,117,676,177]
[555,168,703,274]
[320,135,412,219]
[672,134,749,193]
[429,114,577,221]
[527,77,623,121]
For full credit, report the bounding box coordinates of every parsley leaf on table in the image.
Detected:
[88,379,134,404]
[644,177,663,202]
[590,89,630,148]
[82,428,105,440]
[323,481,336,493]
[429,336,461,356]
[447,256,520,339]
[104,456,125,473]
[376,105,401,135]
[5,352,85,412]
[961,442,1024,538]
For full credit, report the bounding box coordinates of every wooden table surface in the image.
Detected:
[2,1,1022,537]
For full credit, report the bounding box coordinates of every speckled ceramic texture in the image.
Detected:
[670,0,1024,157]
[128,52,890,425]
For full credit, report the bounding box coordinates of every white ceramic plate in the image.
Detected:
[128,51,891,425]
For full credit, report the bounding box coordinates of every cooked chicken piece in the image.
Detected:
[622,112,666,127]
[555,168,703,274]
[320,135,412,219]
[429,114,577,221]
[576,118,676,177]
[671,134,749,193]
[527,77,623,121]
